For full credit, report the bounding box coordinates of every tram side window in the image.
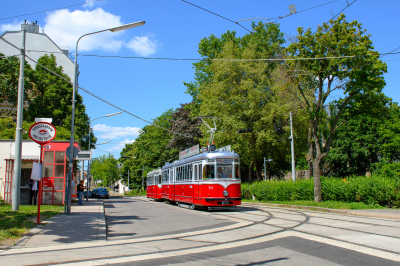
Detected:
[235,165,241,179]
[189,164,193,180]
[203,164,215,179]
[199,164,202,180]
[194,165,198,180]
[159,174,162,184]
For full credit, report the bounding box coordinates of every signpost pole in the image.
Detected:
[37,145,43,224]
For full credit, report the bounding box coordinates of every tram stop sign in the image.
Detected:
[66,146,79,160]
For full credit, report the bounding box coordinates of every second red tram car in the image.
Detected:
[147,150,241,208]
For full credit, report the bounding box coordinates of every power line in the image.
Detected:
[26,49,356,61]
[251,0,338,32]
[24,54,190,138]
[312,0,358,34]
[0,0,104,21]
[180,0,251,32]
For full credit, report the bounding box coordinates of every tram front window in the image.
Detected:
[217,164,233,179]
[203,164,215,179]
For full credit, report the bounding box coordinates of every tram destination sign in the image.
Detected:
[179,144,200,160]
[29,122,57,145]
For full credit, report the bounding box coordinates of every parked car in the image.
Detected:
[93,188,109,199]
[83,190,93,198]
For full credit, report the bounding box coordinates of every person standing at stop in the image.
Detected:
[77,180,85,205]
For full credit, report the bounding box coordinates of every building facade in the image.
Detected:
[0,140,81,205]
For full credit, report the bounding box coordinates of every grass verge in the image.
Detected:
[0,204,64,245]
[242,199,386,210]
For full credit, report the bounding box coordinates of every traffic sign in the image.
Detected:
[66,146,79,160]
[29,122,57,145]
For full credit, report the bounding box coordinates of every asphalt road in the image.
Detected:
[104,197,235,240]
[1,198,399,265]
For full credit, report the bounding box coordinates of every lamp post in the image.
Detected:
[66,21,145,214]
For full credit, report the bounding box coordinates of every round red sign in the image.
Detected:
[29,122,57,145]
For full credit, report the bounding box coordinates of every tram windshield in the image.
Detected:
[217,164,233,179]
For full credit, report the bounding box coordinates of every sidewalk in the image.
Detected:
[242,202,400,220]
[19,199,106,247]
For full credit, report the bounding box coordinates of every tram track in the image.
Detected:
[4,200,399,265]
[28,203,311,265]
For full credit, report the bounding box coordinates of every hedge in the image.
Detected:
[241,176,400,207]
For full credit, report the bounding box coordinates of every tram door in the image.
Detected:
[194,164,200,204]
[169,169,174,200]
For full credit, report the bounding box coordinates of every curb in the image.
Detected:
[242,202,400,220]
[98,202,107,241]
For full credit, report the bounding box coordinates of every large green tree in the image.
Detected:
[24,54,96,149]
[326,94,400,176]
[286,14,387,201]
[0,53,34,116]
[167,102,202,152]
[187,22,309,181]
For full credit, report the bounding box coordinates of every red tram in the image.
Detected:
[146,169,162,200]
[147,150,241,208]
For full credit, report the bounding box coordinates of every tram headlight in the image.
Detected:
[223,190,229,197]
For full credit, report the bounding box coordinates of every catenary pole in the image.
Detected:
[12,27,26,211]
[290,112,296,181]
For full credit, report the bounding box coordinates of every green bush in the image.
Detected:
[242,176,400,208]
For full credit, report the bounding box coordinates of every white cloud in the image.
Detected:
[127,35,159,56]
[93,124,141,139]
[83,0,99,8]
[108,138,135,152]
[0,21,22,32]
[43,8,124,52]
[1,9,159,56]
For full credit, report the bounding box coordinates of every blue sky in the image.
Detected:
[1,0,400,159]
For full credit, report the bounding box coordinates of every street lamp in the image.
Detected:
[66,21,145,214]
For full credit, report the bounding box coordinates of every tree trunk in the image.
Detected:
[249,160,254,183]
[306,127,313,178]
[313,159,322,202]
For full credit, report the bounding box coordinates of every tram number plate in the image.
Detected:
[222,200,229,205]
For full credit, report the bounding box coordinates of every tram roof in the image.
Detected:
[162,151,239,170]
[147,168,161,176]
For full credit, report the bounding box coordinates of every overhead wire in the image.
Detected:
[0,0,104,21]
[251,0,338,32]
[25,49,356,61]
[24,54,191,138]
[312,0,358,34]
[180,0,251,32]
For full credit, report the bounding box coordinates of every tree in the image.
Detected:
[286,14,387,201]
[326,94,400,176]
[167,102,202,152]
[24,54,96,149]
[0,53,34,117]
[196,23,309,181]
[90,154,120,187]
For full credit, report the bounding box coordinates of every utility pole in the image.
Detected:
[12,27,26,211]
[290,112,296,181]
[142,165,144,189]
[127,168,129,190]
[263,157,266,181]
